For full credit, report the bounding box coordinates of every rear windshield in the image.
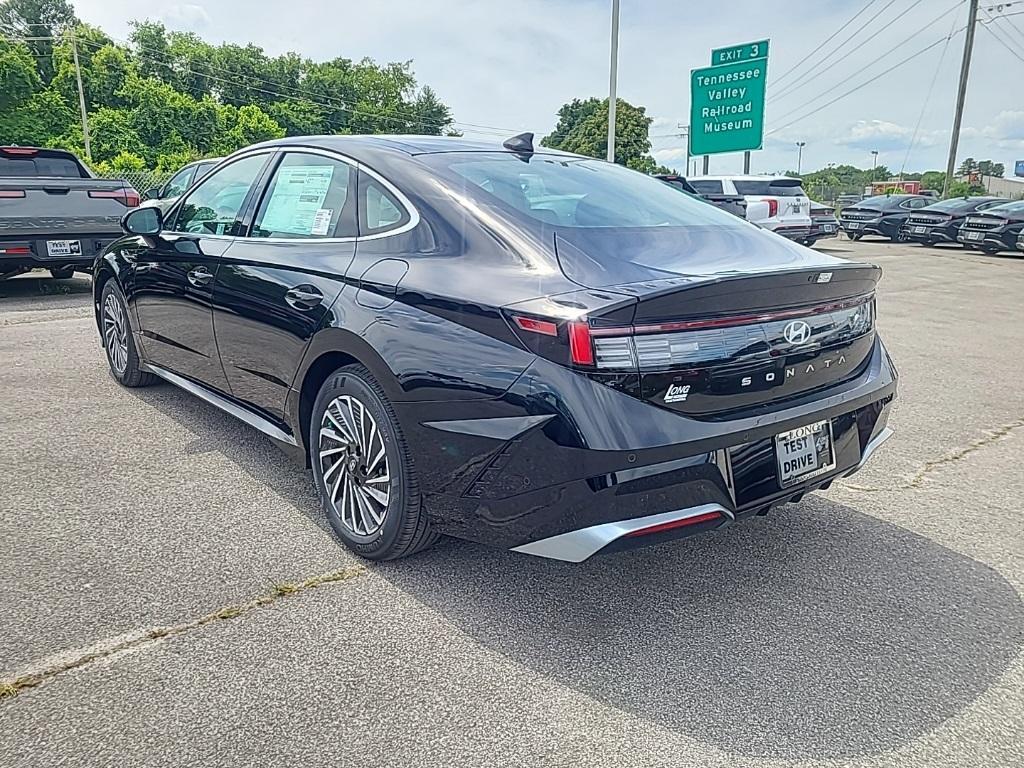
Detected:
[733,179,806,197]
[0,152,86,178]
[924,198,984,212]
[423,153,744,229]
[985,200,1024,214]
[858,195,909,208]
[690,179,724,195]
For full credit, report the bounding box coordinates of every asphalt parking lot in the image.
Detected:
[1,240,1022,767]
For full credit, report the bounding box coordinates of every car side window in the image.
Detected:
[172,154,269,236]
[359,170,411,235]
[162,167,195,199]
[977,201,1001,210]
[251,153,356,239]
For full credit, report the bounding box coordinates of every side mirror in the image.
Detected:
[144,187,161,200]
[121,206,163,236]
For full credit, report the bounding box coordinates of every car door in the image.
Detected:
[132,152,274,392]
[210,150,358,421]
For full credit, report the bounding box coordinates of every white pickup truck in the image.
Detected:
[690,175,812,242]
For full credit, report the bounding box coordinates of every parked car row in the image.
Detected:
[838,192,1024,255]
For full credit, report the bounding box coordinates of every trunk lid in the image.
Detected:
[552,227,879,416]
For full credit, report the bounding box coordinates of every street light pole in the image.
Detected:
[796,142,806,175]
[606,0,620,163]
[871,150,879,179]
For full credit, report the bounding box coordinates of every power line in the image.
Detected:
[771,0,906,101]
[75,34,508,136]
[990,8,1024,45]
[980,14,1024,63]
[770,0,881,87]
[769,1,965,122]
[12,29,523,138]
[766,33,958,138]
[900,12,960,175]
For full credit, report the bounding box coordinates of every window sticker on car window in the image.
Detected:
[311,208,333,236]
[260,165,335,235]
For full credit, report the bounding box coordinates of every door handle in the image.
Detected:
[285,285,324,309]
[187,266,213,287]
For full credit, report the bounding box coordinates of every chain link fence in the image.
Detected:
[95,170,174,197]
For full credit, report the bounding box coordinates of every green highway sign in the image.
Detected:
[711,39,769,66]
[689,53,768,156]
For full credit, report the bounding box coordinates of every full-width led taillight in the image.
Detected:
[89,187,141,207]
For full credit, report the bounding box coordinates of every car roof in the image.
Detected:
[698,174,800,182]
[242,134,581,159]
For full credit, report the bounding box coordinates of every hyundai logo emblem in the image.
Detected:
[783,320,812,345]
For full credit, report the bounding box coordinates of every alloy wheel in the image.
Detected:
[318,394,390,537]
[103,293,129,375]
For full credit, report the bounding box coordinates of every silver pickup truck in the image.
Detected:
[0,146,139,280]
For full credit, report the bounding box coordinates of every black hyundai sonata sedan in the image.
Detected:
[94,134,897,562]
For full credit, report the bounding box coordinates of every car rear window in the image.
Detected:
[0,152,86,178]
[924,198,982,212]
[733,179,806,197]
[424,152,744,229]
[690,179,724,195]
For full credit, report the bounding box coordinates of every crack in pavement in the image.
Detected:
[839,418,1024,494]
[0,564,366,703]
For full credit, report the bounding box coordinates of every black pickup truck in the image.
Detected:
[0,147,139,280]
[655,174,747,218]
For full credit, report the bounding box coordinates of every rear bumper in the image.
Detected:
[956,229,1018,251]
[400,335,898,560]
[0,234,118,267]
[769,226,813,241]
[902,223,957,243]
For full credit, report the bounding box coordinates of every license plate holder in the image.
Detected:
[46,239,82,257]
[774,420,836,488]
[913,226,927,234]
[965,231,983,241]
[846,222,861,230]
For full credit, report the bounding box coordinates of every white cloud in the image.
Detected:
[70,0,1019,173]
[159,3,211,30]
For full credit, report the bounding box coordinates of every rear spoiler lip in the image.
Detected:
[590,262,881,302]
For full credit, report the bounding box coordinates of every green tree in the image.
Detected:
[0,37,39,111]
[0,87,75,145]
[88,107,145,163]
[977,160,1004,178]
[920,171,945,192]
[0,0,78,82]
[947,180,986,197]
[541,96,658,172]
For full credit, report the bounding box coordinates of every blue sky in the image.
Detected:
[75,0,1024,176]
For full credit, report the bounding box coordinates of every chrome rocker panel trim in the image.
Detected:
[143,363,298,446]
[510,503,734,563]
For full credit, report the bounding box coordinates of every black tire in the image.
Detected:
[49,267,75,279]
[849,234,862,241]
[99,281,156,388]
[981,246,1000,255]
[310,364,438,561]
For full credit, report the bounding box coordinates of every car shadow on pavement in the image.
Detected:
[381,500,1024,761]
[0,273,92,302]
[131,383,1023,761]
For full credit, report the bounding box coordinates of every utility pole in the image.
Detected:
[606,0,620,163]
[676,123,691,171]
[943,0,979,197]
[702,155,709,175]
[796,142,806,174]
[870,150,878,178]
[71,35,91,162]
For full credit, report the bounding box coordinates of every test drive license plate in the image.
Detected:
[965,231,983,241]
[46,239,82,257]
[775,420,836,487]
